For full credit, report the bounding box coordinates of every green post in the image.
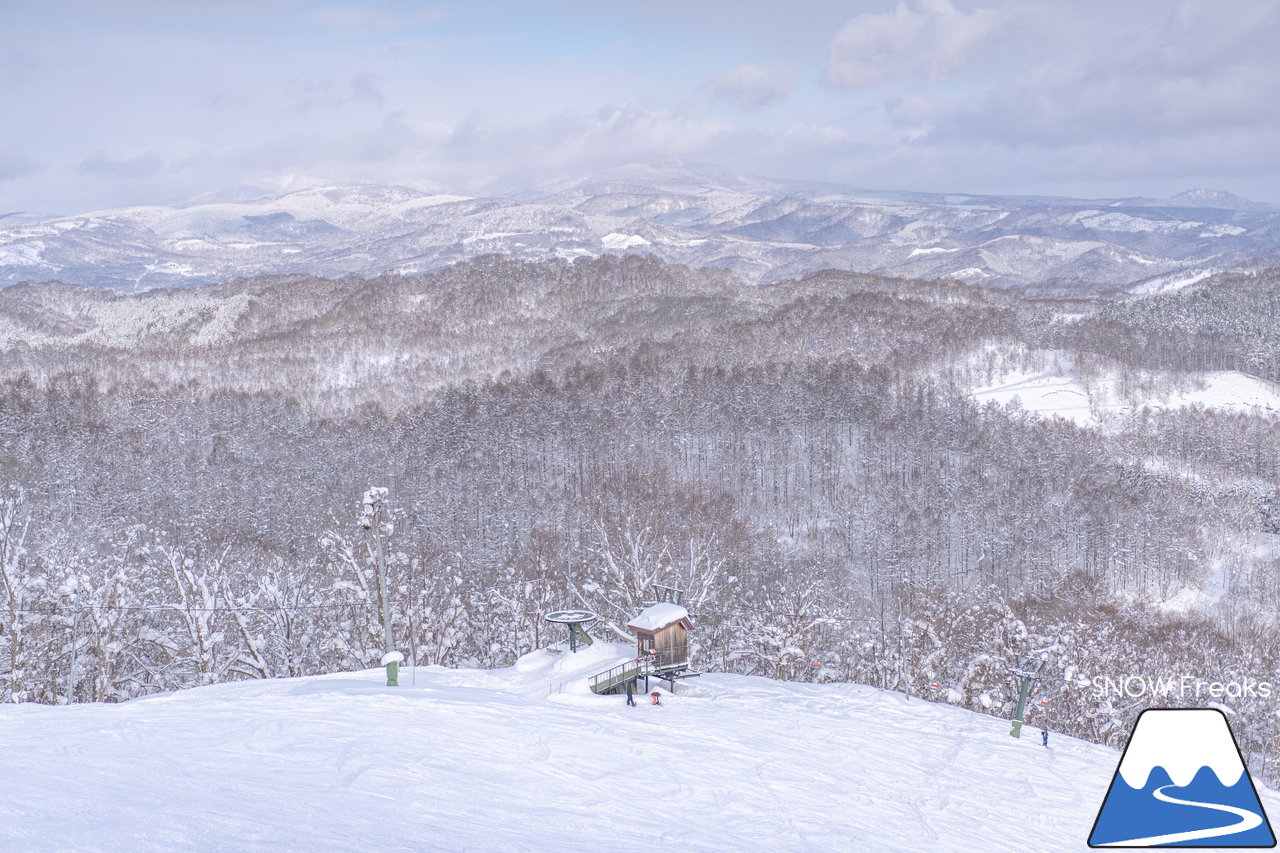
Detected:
[569,622,593,651]
[381,651,403,686]
[1011,676,1033,738]
[1008,657,1046,738]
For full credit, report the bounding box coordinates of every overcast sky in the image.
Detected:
[4,0,1280,213]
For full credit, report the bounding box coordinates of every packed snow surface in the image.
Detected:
[1,642,1273,851]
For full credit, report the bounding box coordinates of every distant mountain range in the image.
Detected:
[4,161,1280,293]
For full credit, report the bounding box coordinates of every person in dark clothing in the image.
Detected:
[625,679,636,706]
[1041,729,1049,748]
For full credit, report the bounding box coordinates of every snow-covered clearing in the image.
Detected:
[600,232,651,249]
[0,641,1245,852]
[1129,268,1218,294]
[971,366,1280,426]
[971,370,1097,425]
[1161,371,1280,414]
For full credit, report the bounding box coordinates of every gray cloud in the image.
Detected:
[897,2,1280,150]
[708,64,796,109]
[825,0,1008,90]
[817,0,1280,197]
[0,147,41,182]
[77,151,165,178]
[282,74,386,112]
[349,73,384,108]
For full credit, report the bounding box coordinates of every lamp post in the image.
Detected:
[361,487,398,687]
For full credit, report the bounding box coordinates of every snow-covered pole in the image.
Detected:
[65,576,81,705]
[361,488,398,687]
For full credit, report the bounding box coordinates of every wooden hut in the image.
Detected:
[626,602,693,672]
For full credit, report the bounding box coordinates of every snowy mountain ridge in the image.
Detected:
[5,161,1280,294]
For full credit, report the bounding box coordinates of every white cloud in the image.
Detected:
[825,0,1007,90]
[708,64,796,109]
[432,104,741,190]
[9,0,1280,211]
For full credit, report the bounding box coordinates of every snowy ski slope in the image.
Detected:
[0,642,1273,852]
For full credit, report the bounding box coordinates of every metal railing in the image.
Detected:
[648,644,690,671]
[588,659,647,694]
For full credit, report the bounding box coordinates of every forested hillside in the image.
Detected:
[1,255,1278,780]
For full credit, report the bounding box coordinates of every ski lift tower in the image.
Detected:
[544,609,598,653]
[1008,656,1046,738]
[648,584,685,607]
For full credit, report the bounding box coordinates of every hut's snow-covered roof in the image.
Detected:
[627,602,692,633]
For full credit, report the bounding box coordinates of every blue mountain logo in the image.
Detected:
[1090,708,1275,847]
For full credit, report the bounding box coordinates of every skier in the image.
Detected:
[651,691,662,706]
[625,678,636,706]
[1041,729,1049,748]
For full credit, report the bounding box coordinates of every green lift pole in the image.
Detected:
[1009,657,1046,738]
[568,621,593,652]
[362,487,398,687]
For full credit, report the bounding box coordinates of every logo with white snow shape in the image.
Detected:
[1089,708,1275,847]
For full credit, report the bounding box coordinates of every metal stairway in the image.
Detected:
[588,658,649,694]
[588,653,702,695]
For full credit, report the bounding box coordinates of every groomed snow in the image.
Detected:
[0,642,1247,852]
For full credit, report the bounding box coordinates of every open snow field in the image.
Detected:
[1,642,1274,852]
[971,367,1280,426]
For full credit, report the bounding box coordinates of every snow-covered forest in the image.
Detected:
[1,255,1278,780]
